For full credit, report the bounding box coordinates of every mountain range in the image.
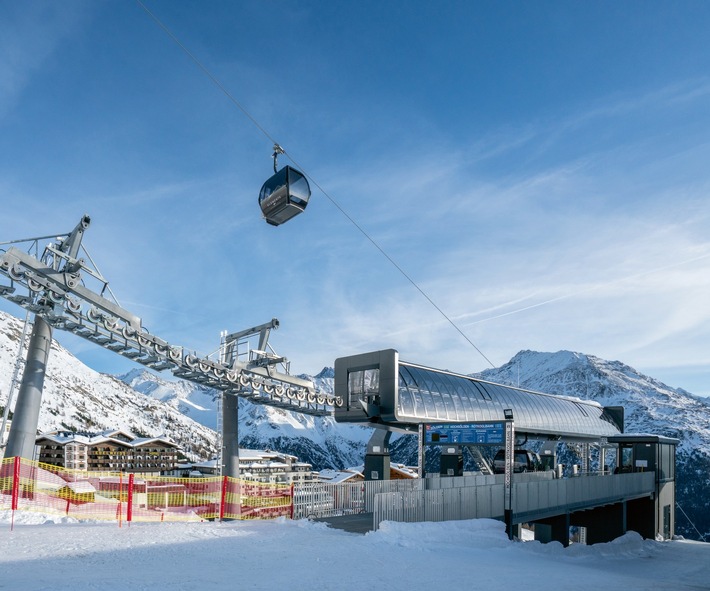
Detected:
[1,309,708,539]
[478,350,710,541]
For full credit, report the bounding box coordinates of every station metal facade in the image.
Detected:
[334,349,623,440]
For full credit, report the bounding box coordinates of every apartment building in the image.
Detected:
[35,429,179,473]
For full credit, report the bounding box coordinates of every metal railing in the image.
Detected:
[2,456,657,533]
[292,479,424,520]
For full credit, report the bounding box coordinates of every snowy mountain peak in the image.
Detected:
[315,367,335,379]
[491,349,593,388]
[478,349,710,452]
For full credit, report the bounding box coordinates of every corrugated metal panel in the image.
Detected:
[396,361,620,439]
[372,472,655,530]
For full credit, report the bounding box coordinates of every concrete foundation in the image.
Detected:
[571,503,626,544]
[534,513,571,546]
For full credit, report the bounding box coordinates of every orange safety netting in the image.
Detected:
[0,457,293,524]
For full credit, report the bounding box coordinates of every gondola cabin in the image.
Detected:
[258,165,311,226]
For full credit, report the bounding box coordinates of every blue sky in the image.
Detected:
[1,1,710,396]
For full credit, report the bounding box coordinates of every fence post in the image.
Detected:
[127,474,134,523]
[118,473,123,528]
[10,456,20,531]
[219,476,228,521]
[11,456,20,511]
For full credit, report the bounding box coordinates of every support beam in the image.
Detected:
[364,429,392,481]
[417,423,425,477]
[534,513,571,547]
[5,317,53,460]
[571,502,626,544]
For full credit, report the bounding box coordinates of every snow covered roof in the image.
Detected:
[131,437,178,448]
[189,450,312,474]
[246,461,290,469]
[32,467,69,491]
[192,459,218,470]
[238,448,298,462]
[62,481,96,494]
[37,434,115,447]
[391,464,419,478]
[99,429,136,441]
[316,469,362,484]
[36,431,177,449]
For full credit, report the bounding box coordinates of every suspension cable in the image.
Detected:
[676,502,706,542]
[135,0,496,368]
[136,1,278,147]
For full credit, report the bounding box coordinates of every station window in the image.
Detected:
[348,368,380,404]
[620,445,634,473]
[659,443,675,481]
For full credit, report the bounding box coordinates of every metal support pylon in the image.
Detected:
[4,316,53,460]
[0,311,31,449]
[0,215,339,465]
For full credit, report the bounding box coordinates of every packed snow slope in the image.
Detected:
[0,312,215,459]
[1,512,708,591]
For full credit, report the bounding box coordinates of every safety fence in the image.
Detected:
[292,478,422,519]
[1,457,659,536]
[373,485,502,530]
[0,457,293,527]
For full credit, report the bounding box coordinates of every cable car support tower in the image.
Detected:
[0,215,340,477]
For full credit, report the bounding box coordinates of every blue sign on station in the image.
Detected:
[424,421,506,445]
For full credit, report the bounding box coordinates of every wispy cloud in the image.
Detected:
[280,81,710,386]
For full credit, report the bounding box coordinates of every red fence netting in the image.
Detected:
[1,457,293,527]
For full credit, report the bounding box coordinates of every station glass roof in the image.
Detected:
[396,362,621,439]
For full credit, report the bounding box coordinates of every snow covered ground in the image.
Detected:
[1,512,708,590]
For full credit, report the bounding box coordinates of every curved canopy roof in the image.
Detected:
[334,349,622,441]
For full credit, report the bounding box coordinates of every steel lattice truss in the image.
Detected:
[0,217,340,417]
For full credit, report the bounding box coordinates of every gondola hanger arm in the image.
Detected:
[272,143,285,173]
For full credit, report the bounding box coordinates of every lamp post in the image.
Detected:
[503,409,514,540]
